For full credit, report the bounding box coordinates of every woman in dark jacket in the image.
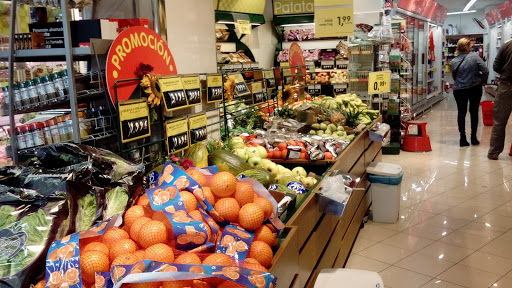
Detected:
[450,38,489,147]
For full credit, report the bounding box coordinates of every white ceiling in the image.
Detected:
[436,0,502,12]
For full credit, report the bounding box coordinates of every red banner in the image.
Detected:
[398,0,426,16]
[422,0,438,20]
[499,2,512,19]
[106,26,177,104]
[486,12,495,26]
[491,9,501,24]
[433,5,447,23]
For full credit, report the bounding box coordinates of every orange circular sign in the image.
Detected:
[106,26,177,104]
[289,42,306,76]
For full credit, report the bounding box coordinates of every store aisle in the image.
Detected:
[347,93,512,288]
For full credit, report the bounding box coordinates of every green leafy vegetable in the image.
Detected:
[0,206,17,230]
[0,209,52,278]
[76,194,97,231]
[104,187,129,220]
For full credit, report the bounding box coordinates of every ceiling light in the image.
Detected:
[447,10,476,15]
[216,21,261,26]
[464,0,477,12]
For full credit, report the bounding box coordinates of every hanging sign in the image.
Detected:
[264,70,276,89]
[106,26,177,104]
[182,75,202,106]
[237,20,252,35]
[499,2,512,20]
[232,73,251,96]
[368,71,391,94]
[166,118,190,154]
[160,77,188,112]
[314,0,354,38]
[189,113,208,144]
[397,0,426,16]
[207,74,223,103]
[252,82,265,104]
[118,99,151,143]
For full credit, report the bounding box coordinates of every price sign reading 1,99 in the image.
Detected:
[368,71,391,94]
[207,74,223,103]
[315,6,354,38]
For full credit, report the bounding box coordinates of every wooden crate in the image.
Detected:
[270,226,299,288]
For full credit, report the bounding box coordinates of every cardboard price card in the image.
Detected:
[314,0,354,38]
[232,73,251,96]
[166,118,190,154]
[182,75,202,106]
[334,84,348,94]
[160,77,188,112]
[189,113,208,144]
[119,99,151,143]
[251,81,265,104]
[264,70,276,89]
[368,71,391,94]
[207,74,223,103]
[237,19,252,34]
[308,84,321,94]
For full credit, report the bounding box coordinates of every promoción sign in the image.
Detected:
[106,26,177,104]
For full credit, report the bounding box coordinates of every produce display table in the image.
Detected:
[270,116,383,288]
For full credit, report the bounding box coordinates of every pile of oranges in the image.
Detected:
[73,169,277,288]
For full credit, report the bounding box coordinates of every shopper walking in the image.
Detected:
[488,40,512,160]
[451,38,489,147]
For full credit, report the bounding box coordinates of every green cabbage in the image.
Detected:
[104,187,129,220]
[76,194,97,231]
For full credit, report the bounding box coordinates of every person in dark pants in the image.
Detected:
[488,40,512,160]
[450,38,489,147]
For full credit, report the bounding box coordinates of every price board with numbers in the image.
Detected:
[368,71,391,94]
[182,75,202,106]
[308,84,321,94]
[264,70,276,89]
[333,84,348,94]
[166,118,190,154]
[232,73,251,96]
[160,77,188,112]
[207,74,223,103]
[189,113,207,144]
[321,60,335,70]
[251,82,265,104]
[336,60,349,70]
[119,99,151,143]
[314,1,354,38]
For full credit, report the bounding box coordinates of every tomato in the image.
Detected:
[277,143,288,151]
[300,152,307,160]
[273,150,281,159]
[324,152,334,160]
[281,149,288,159]
[287,140,297,146]
[298,142,306,149]
[267,151,274,159]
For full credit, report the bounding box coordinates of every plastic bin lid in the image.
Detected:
[366,162,403,177]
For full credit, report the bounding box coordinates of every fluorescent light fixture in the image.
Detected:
[464,0,477,11]
[216,21,261,26]
[280,23,315,27]
[447,10,476,15]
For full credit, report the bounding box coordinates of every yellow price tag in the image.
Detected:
[368,71,391,94]
[166,118,190,154]
[314,6,354,37]
[280,62,290,67]
[252,82,263,93]
[237,20,252,35]
[282,68,292,76]
[118,100,151,143]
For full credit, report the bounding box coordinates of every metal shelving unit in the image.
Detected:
[4,0,112,164]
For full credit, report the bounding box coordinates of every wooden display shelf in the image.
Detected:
[270,158,335,165]
[270,116,383,288]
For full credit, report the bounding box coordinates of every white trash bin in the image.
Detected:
[314,268,384,288]
[367,162,403,224]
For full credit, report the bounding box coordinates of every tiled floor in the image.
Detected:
[347,93,512,288]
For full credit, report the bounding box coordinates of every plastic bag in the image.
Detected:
[0,184,70,288]
[318,172,360,216]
